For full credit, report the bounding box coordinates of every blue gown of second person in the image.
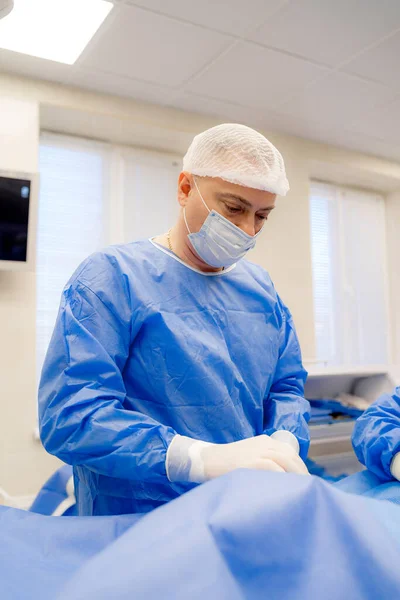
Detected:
[39,239,310,515]
[352,386,400,480]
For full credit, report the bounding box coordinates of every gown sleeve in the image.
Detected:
[39,252,176,484]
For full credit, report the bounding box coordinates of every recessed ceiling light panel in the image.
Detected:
[0,0,113,64]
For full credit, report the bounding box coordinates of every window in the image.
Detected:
[118,146,181,243]
[36,133,182,381]
[310,181,389,367]
[36,133,110,381]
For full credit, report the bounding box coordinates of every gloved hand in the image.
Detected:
[390,452,400,481]
[166,434,309,484]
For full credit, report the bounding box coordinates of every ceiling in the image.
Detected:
[1,0,400,161]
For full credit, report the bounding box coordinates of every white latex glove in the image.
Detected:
[390,452,400,481]
[166,434,309,484]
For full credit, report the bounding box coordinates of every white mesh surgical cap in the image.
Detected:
[183,123,289,196]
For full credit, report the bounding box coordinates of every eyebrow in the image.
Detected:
[218,193,275,212]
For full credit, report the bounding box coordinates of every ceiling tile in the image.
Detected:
[69,67,176,104]
[79,5,233,87]
[255,112,400,164]
[343,31,400,91]
[276,72,395,128]
[186,41,327,111]
[349,97,400,144]
[167,93,365,152]
[169,91,270,129]
[126,0,286,36]
[322,129,400,163]
[249,0,400,67]
[255,111,348,147]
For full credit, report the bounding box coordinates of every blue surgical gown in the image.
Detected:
[39,240,310,515]
[352,386,400,480]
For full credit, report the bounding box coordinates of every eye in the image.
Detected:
[256,214,269,221]
[225,204,242,214]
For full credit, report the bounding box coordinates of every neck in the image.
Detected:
[169,216,223,274]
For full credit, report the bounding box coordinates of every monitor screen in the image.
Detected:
[0,175,31,262]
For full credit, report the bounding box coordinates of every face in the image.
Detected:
[178,173,276,237]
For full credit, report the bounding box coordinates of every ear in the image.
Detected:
[177,172,193,207]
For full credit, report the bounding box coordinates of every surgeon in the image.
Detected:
[352,386,400,482]
[39,123,311,516]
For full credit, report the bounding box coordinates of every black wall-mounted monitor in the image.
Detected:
[0,171,38,271]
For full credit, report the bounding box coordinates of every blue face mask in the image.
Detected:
[184,178,263,268]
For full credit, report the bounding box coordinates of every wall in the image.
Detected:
[0,96,61,497]
[0,72,399,495]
